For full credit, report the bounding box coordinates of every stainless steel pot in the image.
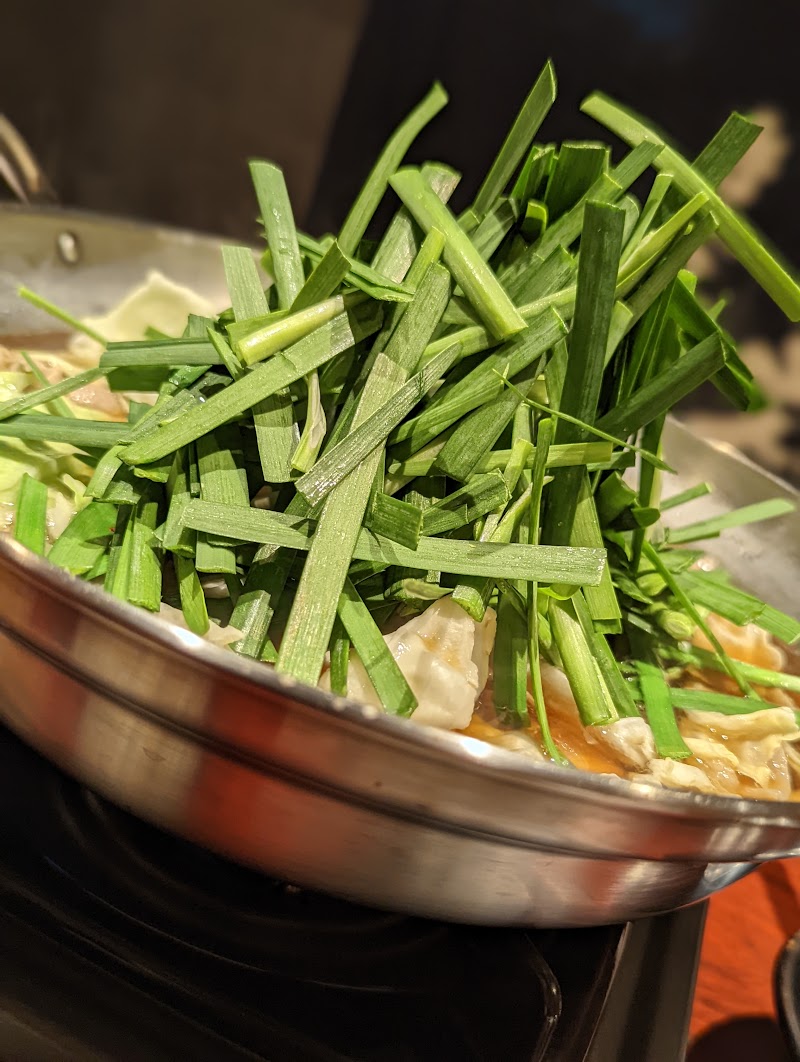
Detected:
[1,197,799,928]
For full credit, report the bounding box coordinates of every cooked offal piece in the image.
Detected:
[320,596,496,730]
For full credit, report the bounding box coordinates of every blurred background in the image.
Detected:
[1,2,799,1057]
[1,0,798,491]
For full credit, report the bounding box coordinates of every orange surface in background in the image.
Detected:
[688,859,800,1060]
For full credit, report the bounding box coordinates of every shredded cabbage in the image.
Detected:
[1,271,221,543]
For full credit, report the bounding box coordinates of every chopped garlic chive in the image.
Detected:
[544,200,626,546]
[336,578,417,717]
[121,303,383,466]
[635,660,692,760]
[583,92,800,320]
[329,618,350,697]
[667,498,794,545]
[338,82,449,257]
[14,474,48,555]
[47,502,118,576]
[181,499,607,586]
[390,167,526,340]
[471,60,557,222]
[174,554,210,636]
[17,286,107,345]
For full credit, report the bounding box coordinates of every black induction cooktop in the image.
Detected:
[0,725,704,1061]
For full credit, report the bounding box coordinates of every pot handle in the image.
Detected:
[0,115,58,205]
[688,860,756,905]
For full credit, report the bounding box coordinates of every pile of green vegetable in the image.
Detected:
[7,61,800,764]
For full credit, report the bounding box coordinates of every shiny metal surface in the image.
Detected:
[0,203,233,337]
[0,205,798,927]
